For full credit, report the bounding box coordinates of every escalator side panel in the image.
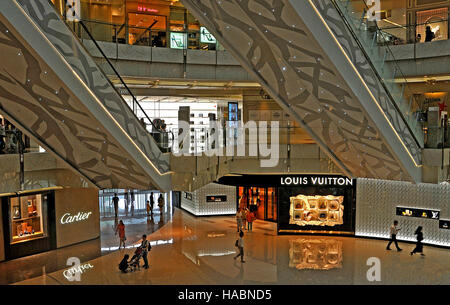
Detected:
[0,1,170,190]
[180,0,421,182]
[16,0,170,174]
[312,0,422,164]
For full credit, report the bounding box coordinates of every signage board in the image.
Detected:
[396,207,440,220]
[185,192,193,201]
[439,219,450,229]
[206,195,227,203]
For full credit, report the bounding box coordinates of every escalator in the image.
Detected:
[0,0,171,190]
[180,0,424,182]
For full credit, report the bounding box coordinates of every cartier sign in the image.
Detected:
[60,211,93,224]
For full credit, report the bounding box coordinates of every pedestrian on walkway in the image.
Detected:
[124,191,129,217]
[236,208,243,232]
[158,193,164,213]
[242,207,248,231]
[386,220,402,251]
[146,200,151,216]
[130,190,135,216]
[150,192,155,215]
[112,193,119,219]
[141,234,150,269]
[115,220,126,249]
[246,210,255,231]
[234,230,245,263]
[118,254,131,273]
[411,226,425,256]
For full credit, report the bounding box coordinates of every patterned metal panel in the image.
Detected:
[180,0,422,182]
[356,178,450,247]
[181,183,236,216]
[0,1,170,190]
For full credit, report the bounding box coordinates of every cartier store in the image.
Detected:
[0,187,100,261]
[217,174,356,235]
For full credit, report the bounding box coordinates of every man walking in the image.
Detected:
[386,220,402,251]
[112,193,119,219]
[150,192,155,215]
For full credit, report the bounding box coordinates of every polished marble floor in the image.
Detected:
[7,208,450,285]
[0,206,171,285]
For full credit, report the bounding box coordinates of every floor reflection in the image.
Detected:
[289,238,343,271]
[0,205,173,284]
[5,208,450,285]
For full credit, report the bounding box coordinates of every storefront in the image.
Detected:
[217,174,356,235]
[180,183,236,217]
[0,187,100,261]
[66,0,219,49]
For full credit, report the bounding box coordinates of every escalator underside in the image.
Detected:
[181,0,422,182]
[0,1,170,190]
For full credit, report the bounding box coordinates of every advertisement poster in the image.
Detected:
[170,32,187,49]
[200,27,217,44]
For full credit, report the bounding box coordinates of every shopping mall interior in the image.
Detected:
[0,0,449,286]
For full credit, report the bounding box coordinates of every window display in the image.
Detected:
[9,194,47,244]
[416,8,448,42]
[396,206,440,220]
[289,195,344,227]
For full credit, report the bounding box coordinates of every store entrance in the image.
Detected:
[238,187,277,222]
[128,13,167,46]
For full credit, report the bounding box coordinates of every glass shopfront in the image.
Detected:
[278,179,356,235]
[416,7,449,42]
[238,186,277,222]
[67,0,219,50]
[1,191,56,260]
[9,194,47,244]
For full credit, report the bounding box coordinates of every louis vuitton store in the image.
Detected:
[217,174,357,235]
[0,187,100,261]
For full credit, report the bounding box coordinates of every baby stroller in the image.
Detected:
[129,246,143,271]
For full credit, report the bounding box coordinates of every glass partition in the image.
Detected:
[334,0,425,147]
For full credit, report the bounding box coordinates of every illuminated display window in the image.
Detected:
[416,7,448,42]
[289,195,344,227]
[170,32,187,49]
[9,194,48,244]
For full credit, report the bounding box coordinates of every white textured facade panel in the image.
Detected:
[356,178,450,247]
[181,183,236,216]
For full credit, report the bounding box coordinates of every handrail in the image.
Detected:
[332,0,423,148]
[78,20,161,133]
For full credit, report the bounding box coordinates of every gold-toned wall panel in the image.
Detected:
[54,188,100,248]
